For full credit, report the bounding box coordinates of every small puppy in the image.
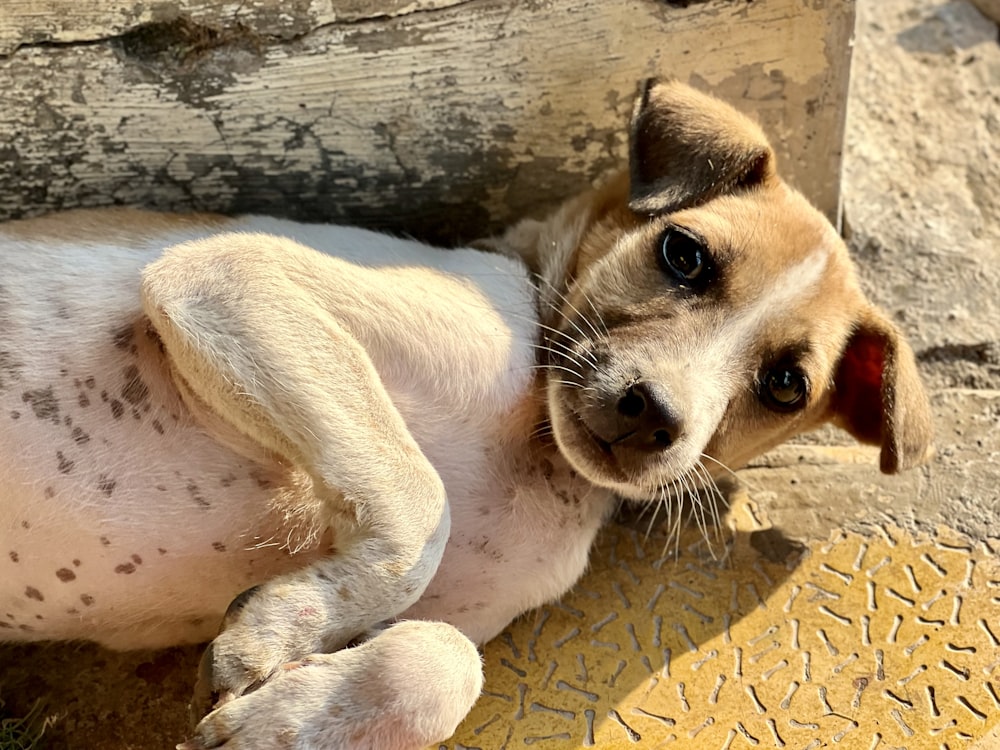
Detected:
[0,81,932,749]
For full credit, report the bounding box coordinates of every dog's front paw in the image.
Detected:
[183,621,483,750]
[191,583,329,717]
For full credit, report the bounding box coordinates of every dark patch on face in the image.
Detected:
[9,551,18,563]
[100,390,109,402]
[212,542,226,552]
[18,624,34,632]
[78,392,91,408]
[220,473,236,487]
[158,548,167,555]
[22,387,60,421]
[56,567,76,582]
[20,520,30,530]
[85,377,96,389]
[186,480,210,507]
[25,586,44,601]
[110,399,125,419]
[64,414,73,427]
[72,559,81,567]
[0,621,12,629]
[10,410,20,420]
[121,365,150,405]
[131,554,143,565]
[80,593,94,606]
[71,426,90,445]
[56,451,75,474]
[115,562,136,574]
[131,408,141,420]
[100,536,111,546]
[98,475,116,497]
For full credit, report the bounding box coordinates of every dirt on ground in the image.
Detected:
[1,0,999,748]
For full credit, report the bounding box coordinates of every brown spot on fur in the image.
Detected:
[56,451,75,474]
[152,419,164,434]
[18,624,34,632]
[100,536,111,546]
[158,548,167,555]
[10,410,20,419]
[0,621,12,629]
[66,608,79,615]
[64,414,72,427]
[56,568,76,582]
[338,585,351,601]
[71,426,90,444]
[21,520,30,529]
[44,486,55,499]
[80,593,94,606]
[22,387,59,421]
[25,586,43,601]
[121,365,149,405]
[212,542,226,552]
[112,323,134,351]
[115,563,136,574]
[110,399,124,419]
[72,559,81,567]
[98,475,116,497]
[78,392,91,408]
[131,554,143,565]
[9,551,18,562]
[186,480,209,507]
[220,473,236,487]
[85,377,96,389]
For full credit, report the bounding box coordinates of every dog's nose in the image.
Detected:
[615,381,684,451]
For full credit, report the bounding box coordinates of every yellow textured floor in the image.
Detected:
[442,495,1000,749]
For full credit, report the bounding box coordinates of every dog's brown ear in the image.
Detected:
[629,79,777,215]
[831,308,934,474]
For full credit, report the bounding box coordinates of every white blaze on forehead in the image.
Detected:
[713,244,833,362]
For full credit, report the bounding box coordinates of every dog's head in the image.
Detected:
[502,80,933,501]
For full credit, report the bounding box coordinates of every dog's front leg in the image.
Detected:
[141,236,451,712]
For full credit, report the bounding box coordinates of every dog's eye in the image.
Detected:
[659,227,708,285]
[761,367,808,412]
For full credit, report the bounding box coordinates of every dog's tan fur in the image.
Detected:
[0,81,932,749]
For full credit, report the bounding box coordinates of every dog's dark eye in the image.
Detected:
[761,367,808,412]
[658,227,709,286]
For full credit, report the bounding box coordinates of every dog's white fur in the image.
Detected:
[0,82,932,749]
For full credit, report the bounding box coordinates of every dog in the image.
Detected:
[0,80,932,749]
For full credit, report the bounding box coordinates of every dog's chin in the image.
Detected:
[547,391,694,502]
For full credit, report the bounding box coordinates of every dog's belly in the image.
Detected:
[0,353,330,648]
[0,212,597,650]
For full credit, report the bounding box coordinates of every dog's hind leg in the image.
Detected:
[141,234,450,706]
[182,620,483,750]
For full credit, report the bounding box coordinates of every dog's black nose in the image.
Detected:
[615,381,684,451]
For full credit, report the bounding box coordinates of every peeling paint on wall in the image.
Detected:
[0,0,854,244]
